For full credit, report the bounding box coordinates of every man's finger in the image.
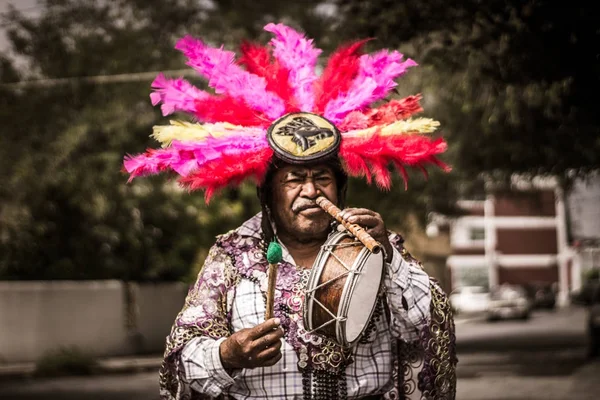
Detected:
[248,318,281,340]
[346,214,380,227]
[255,341,282,360]
[253,326,284,344]
[340,208,377,218]
[261,352,283,367]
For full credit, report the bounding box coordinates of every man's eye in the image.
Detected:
[316,177,332,183]
[286,179,302,184]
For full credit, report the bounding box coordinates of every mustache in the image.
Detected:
[292,199,321,213]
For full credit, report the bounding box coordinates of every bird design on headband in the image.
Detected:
[123,23,450,201]
[275,115,334,152]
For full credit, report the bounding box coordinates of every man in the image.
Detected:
[124,23,456,399]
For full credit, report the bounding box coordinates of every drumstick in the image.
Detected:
[265,241,282,320]
[316,196,382,254]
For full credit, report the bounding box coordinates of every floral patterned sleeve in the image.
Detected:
[159,242,241,400]
[384,233,432,342]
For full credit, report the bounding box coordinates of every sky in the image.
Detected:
[0,0,39,52]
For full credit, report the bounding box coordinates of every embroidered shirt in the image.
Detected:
[172,213,432,399]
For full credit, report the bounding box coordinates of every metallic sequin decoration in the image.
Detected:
[158,228,457,400]
[394,281,457,400]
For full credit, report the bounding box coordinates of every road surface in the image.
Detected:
[0,306,594,400]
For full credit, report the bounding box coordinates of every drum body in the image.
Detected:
[304,231,385,347]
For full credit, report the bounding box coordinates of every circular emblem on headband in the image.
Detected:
[267,112,341,164]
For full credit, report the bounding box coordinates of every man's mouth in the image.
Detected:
[293,203,321,213]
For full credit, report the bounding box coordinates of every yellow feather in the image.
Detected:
[350,118,440,137]
[381,118,440,135]
[151,121,242,147]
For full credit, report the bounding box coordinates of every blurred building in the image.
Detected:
[401,214,452,294]
[567,174,600,279]
[445,177,578,306]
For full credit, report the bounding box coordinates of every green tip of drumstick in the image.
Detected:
[266,241,283,264]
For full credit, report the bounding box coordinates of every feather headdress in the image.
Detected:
[124,23,449,201]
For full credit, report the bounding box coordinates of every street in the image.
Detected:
[456,305,595,400]
[0,306,595,400]
[0,373,161,400]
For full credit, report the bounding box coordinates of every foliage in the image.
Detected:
[0,0,260,280]
[4,0,594,281]
[0,0,350,281]
[585,268,600,282]
[332,0,600,181]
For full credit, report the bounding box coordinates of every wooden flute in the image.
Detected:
[315,196,382,254]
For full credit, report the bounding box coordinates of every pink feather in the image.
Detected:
[124,149,176,181]
[264,23,322,112]
[324,50,417,123]
[150,73,211,116]
[123,130,268,181]
[175,35,286,119]
[323,77,378,123]
[314,40,368,114]
[179,148,274,202]
[358,50,417,100]
[238,41,298,112]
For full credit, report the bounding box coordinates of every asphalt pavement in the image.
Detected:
[0,305,597,400]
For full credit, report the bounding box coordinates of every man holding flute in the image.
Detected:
[124,23,456,400]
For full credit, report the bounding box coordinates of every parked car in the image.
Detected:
[524,281,557,309]
[486,284,531,321]
[449,286,490,315]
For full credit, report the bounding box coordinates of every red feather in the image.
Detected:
[238,41,299,112]
[374,95,424,122]
[340,134,449,190]
[369,159,392,190]
[314,40,370,114]
[392,162,410,190]
[341,152,372,184]
[194,95,270,127]
[338,95,424,132]
[426,156,452,172]
[179,148,273,202]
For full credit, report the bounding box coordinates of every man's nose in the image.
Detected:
[300,181,319,198]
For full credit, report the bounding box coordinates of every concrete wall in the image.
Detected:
[134,282,189,354]
[0,281,189,364]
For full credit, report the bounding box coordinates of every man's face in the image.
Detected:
[270,165,339,242]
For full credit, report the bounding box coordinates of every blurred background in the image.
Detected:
[0,0,599,399]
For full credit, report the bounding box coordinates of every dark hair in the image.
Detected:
[257,157,348,244]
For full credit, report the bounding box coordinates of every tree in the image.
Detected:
[331,0,600,181]
[0,0,466,280]
[0,0,262,280]
[0,0,357,281]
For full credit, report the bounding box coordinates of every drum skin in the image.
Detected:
[305,231,384,346]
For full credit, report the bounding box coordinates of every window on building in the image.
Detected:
[469,228,485,241]
[455,266,490,290]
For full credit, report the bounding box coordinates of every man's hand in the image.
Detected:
[338,208,393,263]
[219,318,284,370]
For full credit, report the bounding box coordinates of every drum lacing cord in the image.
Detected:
[304,298,348,335]
[304,244,363,334]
